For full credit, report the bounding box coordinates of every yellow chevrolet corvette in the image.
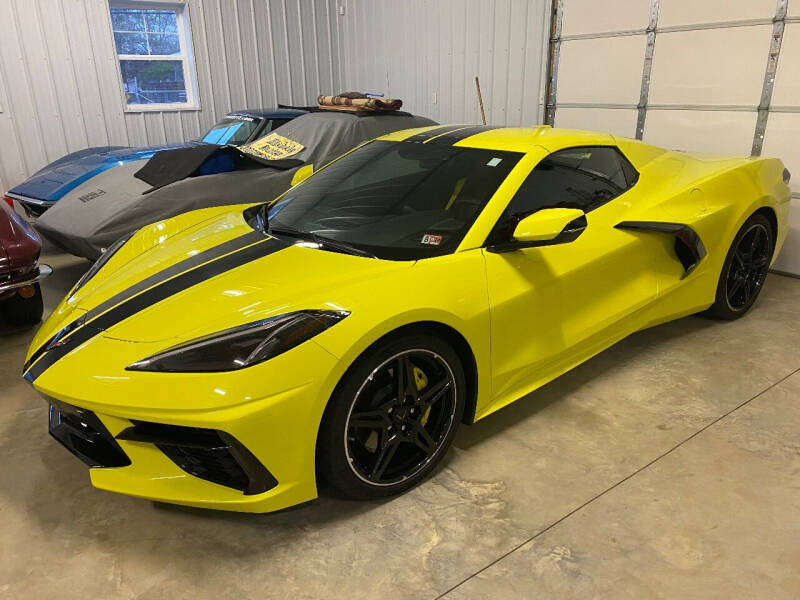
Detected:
[25,125,790,512]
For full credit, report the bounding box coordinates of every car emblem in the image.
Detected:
[77,189,106,203]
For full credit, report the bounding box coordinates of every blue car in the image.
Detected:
[6,108,306,216]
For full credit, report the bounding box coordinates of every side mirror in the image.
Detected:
[489,208,587,253]
[291,164,314,186]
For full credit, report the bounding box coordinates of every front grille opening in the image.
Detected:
[116,421,277,495]
[48,403,131,468]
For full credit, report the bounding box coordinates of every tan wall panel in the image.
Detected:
[649,26,771,106]
[557,35,646,104]
[644,109,757,155]
[658,0,776,27]
[771,23,800,107]
[554,107,638,138]
[561,0,649,36]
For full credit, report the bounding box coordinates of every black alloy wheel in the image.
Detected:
[345,349,457,486]
[725,223,771,311]
[706,212,774,320]
[317,333,465,499]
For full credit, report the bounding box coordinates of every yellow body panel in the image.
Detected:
[26,126,791,512]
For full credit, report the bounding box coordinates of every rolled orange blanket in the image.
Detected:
[317,94,403,112]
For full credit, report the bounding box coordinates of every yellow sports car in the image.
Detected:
[24,125,790,512]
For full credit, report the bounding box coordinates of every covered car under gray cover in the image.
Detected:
[36,111,436,259]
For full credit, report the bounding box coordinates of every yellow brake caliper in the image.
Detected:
[413,366,431,425]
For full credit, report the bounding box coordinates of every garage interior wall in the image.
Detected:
[334,0,550,127]
[548,0,800,275]
[0,0,551,199]
[0,0,341,197]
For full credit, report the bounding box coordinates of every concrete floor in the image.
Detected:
[1,251,799,599]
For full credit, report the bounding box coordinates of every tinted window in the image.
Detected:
[487,146,637,244]
[200,117,262,145]
[269,140,522,260]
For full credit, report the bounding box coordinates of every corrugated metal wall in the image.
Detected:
[0,0,340,196]
[334,0,550,126]
[0,0,550,197]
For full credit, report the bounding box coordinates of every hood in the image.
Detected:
[9,142,202,202]
[45,207,409,346]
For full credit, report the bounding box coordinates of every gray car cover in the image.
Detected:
[36,111,436,260]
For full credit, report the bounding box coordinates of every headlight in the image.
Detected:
[70,230,136,297]
[126,310,349,372]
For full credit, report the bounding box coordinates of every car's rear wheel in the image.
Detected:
[317,332,465,499]
[1,283,44,326]
[706,213,773,320]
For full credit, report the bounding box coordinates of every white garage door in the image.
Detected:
[546,0,800,275]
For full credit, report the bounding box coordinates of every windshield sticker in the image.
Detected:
[226,114,257,122]
[242,133,305,161]
[486,157,503,167]
[421,234,443,246]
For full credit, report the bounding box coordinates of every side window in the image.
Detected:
[487,146,637,244]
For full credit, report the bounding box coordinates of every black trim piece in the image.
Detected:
[23,230,269,375]
[117,421,277,495]
[615,221,707,279]
[402,125,469,143]
[24,236,288,382]
[49,401,131,468]
[426,125,504,146]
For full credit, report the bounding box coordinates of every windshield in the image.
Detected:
[268,141,522,260]
[200,116,263,145]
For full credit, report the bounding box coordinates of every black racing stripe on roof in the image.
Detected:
[402,125,469,143]
[425,125,505,145]
[23,236,288,383]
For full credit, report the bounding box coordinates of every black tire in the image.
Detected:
[317,332,465,500]
[1,283,44,326]
[705,213,773,320]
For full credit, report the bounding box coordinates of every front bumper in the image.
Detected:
[49,401,278,496]
[33,335,342,512]
[0,263,52,295]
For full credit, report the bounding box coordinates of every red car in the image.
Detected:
[1,198,51,325]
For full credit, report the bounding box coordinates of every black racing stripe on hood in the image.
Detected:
[24,230,267,373]
[402,125,469,143]
[426,125,505,145]
[88,230,267,320]
[23,236,288,383]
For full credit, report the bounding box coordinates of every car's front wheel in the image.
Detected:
[706,212,774,320]
[317,332,465,499]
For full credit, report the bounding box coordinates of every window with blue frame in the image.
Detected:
[110,2,199,110]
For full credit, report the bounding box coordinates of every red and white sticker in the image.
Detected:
[421,234,443,246]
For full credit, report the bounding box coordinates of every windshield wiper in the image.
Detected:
[268,225,376,259]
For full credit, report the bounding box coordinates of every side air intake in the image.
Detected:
[615,221,707,279]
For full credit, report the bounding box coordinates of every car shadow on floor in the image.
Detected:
[451,314,719,453]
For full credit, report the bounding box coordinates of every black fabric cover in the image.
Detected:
[135,144,305,193]
[134,144,220,190]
